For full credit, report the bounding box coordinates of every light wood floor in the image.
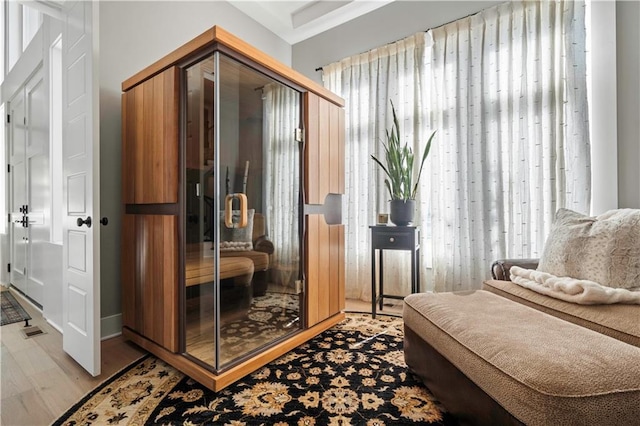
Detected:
[0,290,401,426]
[1,288,145,426]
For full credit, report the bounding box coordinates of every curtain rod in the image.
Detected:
[313,7,485,73]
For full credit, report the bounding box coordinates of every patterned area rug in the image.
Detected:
[53,313,457,425]
[1,290,31,326]
[187,292,301,365]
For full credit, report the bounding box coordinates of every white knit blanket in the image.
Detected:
[509,266,640,305]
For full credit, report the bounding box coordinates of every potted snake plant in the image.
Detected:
[371,102,435,226]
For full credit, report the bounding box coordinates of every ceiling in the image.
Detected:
[227,0,394,44]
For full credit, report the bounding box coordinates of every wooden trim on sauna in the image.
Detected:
[122,26,344,107]
[124,312,345,391]
[212,27,343,106]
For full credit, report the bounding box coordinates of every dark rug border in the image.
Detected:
[1,290,32,326]
[51,354,151,426]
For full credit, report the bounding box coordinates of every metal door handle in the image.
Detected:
[100,217,108,226]
[77,216,92,228]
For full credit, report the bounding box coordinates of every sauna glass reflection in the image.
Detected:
[184,52,302,370]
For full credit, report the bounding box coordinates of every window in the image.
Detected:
[4,2,42,75]
[22,4,42,51]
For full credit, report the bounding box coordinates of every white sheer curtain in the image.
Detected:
[428,0,591,291]
[263,84,301,268]
[323,33,433,301]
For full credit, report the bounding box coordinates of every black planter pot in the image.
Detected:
[390,199,415,226]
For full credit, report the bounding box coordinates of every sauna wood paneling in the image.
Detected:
[305,91,345,328]
[304,92,345,205]
[305,93,320,205]
[306,215,345,327]
[121,214,179,352]
[122,67,179,204]
[306,215,320,326]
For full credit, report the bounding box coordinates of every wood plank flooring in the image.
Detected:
[1,289,401,426]
[1,288,145,426]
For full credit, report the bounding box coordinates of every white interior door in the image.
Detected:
[25,69,47,305]
[9,90,28,294]
[61,0,100,376]
[8,69,47,306]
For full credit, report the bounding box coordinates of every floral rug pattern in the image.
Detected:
[54,314,456,426]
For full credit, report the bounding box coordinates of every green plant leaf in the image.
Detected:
[371,101,436,201]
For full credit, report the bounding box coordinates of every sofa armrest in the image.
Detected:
[491,258,539,281]
[253,235,275,255]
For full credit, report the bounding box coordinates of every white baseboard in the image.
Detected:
[101,313,122,340]
[46,318,64,334]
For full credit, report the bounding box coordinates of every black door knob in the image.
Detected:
[77,216,92,228]
[100,217,108,226]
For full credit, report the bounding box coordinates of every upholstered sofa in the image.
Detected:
[403,209,640,425]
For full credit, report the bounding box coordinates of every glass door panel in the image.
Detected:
[184,52,303,370]
[184,55,218,367]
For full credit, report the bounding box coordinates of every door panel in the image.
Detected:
[62,0,100,376]
[10,88,27,294]
[26,71,48,304]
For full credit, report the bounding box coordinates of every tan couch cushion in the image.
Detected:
[404,291,640,426]
[538,208,640,290]
[483,279,640,347]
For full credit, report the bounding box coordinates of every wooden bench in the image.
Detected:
[185,251,254,287]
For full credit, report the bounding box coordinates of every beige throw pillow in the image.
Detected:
[219,209,254,252]
[537,208,640,290]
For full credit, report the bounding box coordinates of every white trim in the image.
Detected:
[588,0,618,214]
[100,313,122,340]
[46,317,63,334]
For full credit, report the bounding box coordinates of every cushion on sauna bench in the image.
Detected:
[403,290,640,426]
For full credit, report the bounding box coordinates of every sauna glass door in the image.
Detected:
[184,52,303,370]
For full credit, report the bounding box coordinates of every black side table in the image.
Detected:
[370,225,420,318]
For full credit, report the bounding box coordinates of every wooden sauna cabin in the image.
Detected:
[120,26,345,391]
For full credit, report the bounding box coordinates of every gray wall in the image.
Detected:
[98,1,291,335]
[292,0,640,209]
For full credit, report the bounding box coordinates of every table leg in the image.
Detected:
[415,246,420,293]
[371,247,376,318]
[379,250,384,311]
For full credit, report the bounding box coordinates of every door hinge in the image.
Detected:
[6,114,10,124]
[24,117,26,125]
[295,279,304,294]
[7,263,10,273]
[295,128,304,143]
[7,164,10,173]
